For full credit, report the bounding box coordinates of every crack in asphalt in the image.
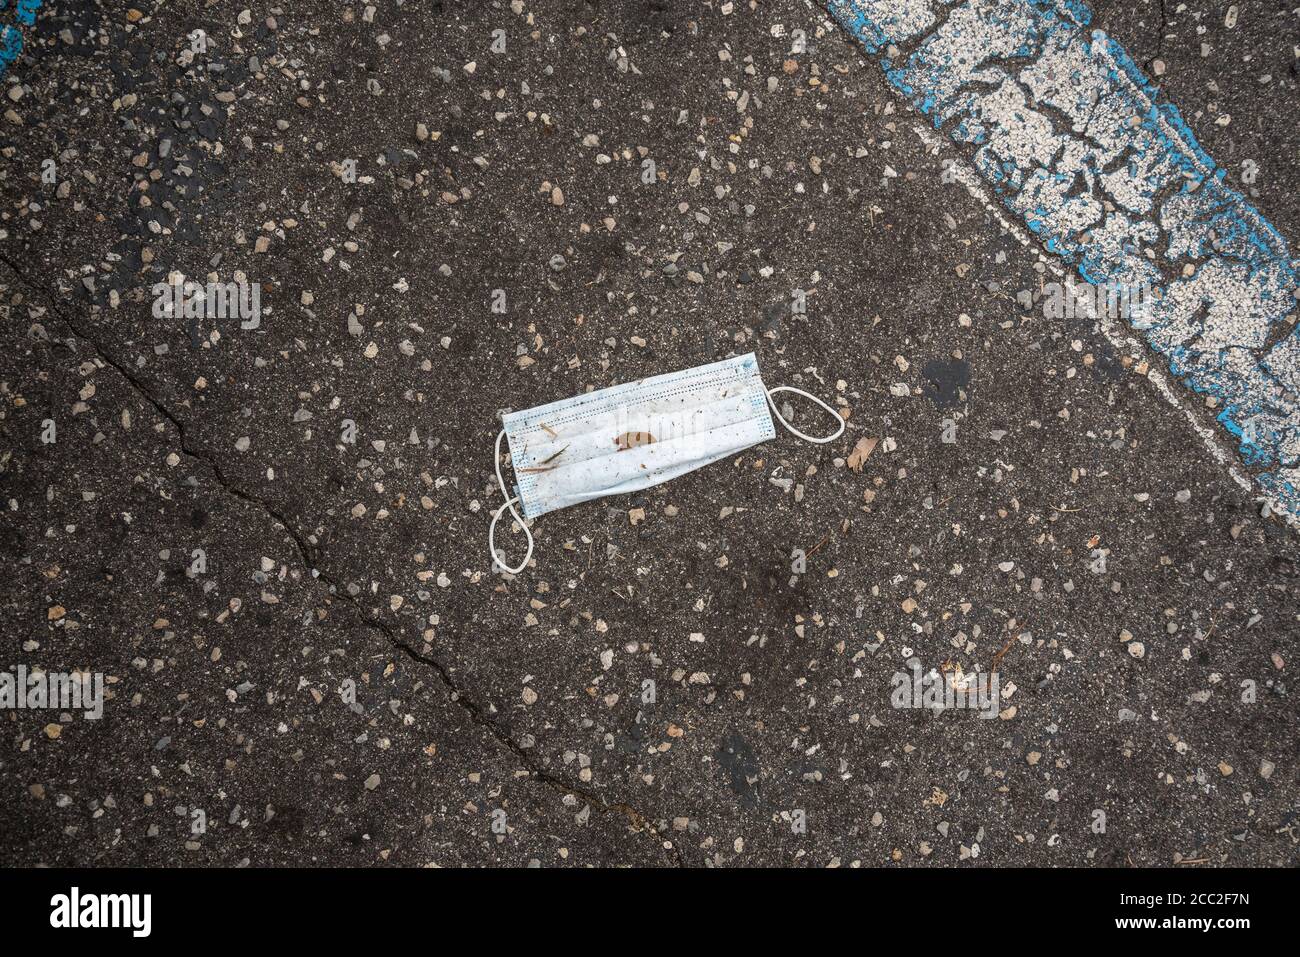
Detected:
[0,251,685,867]
[1148,0,1170,74]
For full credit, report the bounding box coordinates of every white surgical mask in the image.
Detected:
[489,352,844,572]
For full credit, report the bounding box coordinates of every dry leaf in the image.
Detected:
[847,436,879,472]
[614,431,655,450]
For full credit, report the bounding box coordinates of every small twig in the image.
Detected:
[990,635,1017,672]
[806,533,832,558]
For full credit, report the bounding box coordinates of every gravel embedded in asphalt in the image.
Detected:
[0,0,1297,867]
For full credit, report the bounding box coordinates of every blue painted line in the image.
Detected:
[827,0,1300,520]
[0,0,43,79]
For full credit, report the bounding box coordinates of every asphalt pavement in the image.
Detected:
[1,0,1298,867]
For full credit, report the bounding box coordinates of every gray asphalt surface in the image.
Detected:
[1,0,1297,867]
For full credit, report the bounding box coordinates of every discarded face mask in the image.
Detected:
[489,352,844,572]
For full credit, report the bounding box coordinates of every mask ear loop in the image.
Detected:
[489,429,533,573]
[766,386,846,444]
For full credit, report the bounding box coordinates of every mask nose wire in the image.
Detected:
[765,386,846,444]
[489,428,533,573]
